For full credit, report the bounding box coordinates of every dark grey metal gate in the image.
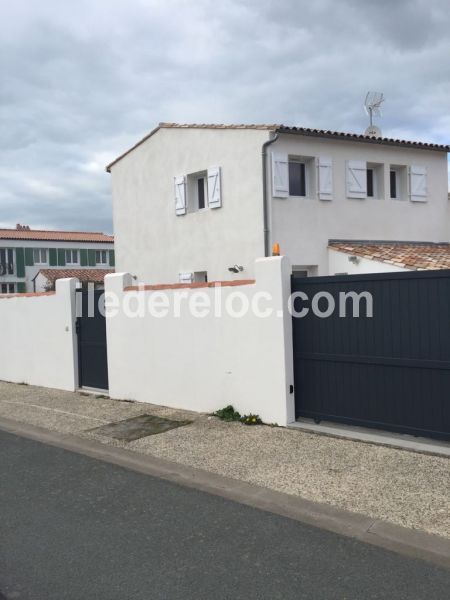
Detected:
[292,270,450,441]
[76,289,109,391]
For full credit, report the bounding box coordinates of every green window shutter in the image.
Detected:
[25,247,34,266]
[80,249,88,267]
[109,250,115,267]
[88,249,96,266]
[17,282,26,293]
[15,248,25,277]
[57,249,66,266]
[49,248,57,266]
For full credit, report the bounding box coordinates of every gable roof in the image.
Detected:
[329,240,450,271]
[36,268,114,283]
[0,228,114,243]
[106,122,450,172]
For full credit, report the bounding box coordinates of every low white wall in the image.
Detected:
[0,278,78,391]
[105,257,295,425]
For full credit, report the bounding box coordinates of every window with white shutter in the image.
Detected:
[317,156,333,200]
[207,166,221,208]
[272,152,289,198]
[346,160,367,199]
[179,272,193,284]
[409,165,427,202]
[174,175,187,215]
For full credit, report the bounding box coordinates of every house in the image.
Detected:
[0,225,114,293]
[328,240,450,274]
[106,123,450,283]
[33,268,114,292]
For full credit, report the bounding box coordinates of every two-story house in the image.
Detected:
[0,225,115,293]
[106,123,450,282]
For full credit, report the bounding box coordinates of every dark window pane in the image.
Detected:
[197,178,205,209]
[289,162,306,196]
[367,169,374,197]
[390,170,397,198]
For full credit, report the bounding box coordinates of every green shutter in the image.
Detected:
[109,250,115,267]
[57,248,66,266]
[15,248,25,277]
[17,282,26,293]
[25,247,34,266]
[49,248,57,266]
[80,249,88,267]
[88,249,96,266]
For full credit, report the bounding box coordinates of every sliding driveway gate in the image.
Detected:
[292,270,450,441]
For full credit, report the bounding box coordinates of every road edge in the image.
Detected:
[1,416,449,570]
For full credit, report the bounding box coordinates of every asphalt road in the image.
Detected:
[0,429,449,600]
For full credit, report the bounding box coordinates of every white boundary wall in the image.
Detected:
[0,278,78,391]
[105,257,295,425]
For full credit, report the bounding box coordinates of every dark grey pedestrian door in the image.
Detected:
[292,270,450,441]
[76,289,109,391]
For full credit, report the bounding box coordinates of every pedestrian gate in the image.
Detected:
[76,289,109,391]
[292,270,450,441]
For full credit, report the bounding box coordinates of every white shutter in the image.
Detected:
[207,166,221,208]
[410,165,427,202]
[272,152,289,198]
[174,175,186,215]
[346,160,367,198]
[179,272,193,284]
[317,156,333,200]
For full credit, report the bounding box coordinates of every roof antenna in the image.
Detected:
[364,91,384,137]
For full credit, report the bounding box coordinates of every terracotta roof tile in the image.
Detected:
[106,122,450,172]
[329,241,450,271]
[37,269,114,283]
[0,229,114,243]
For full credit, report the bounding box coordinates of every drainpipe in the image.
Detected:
[261,132,279,257]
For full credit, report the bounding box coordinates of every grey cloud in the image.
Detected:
[0,0,449,232]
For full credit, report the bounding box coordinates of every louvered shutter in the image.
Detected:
[346,160,367,198]
[174,175,187,215]
[272,152,289,198]
[317,156,333,200]
[410,165,427,202]
[207,166,222,208]
[179,272,193,284]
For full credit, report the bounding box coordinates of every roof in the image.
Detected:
[328,240,450,271]
[36,269,114,283]
[0,228,114,243]
[106,122,450,172]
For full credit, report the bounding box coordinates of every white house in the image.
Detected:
[0,225,114,293]
[106,123,450,283]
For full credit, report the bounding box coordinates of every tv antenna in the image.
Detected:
[364,91,384,137]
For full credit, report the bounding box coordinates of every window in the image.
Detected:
[0,283,15,294]
[33,248,47,264]
[95,250,108,265]
[65,249,79,265]
[187,172,208,212]
[0,249,14,275]
[194,271,208,283]
[390,170,398,198]
[289,161,306,196]
[367,169,374,197]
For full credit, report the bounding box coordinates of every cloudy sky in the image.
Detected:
[1,0,449,233]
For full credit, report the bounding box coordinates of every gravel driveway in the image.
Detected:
[0,380,449,539]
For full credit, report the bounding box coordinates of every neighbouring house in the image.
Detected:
[328,240,450,274]
[106,122,450,283]
[0,224,114,293]
[33,268,114,292]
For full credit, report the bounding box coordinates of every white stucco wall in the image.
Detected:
[105,257,295,426]
[0,278,78,390]
[270,134,449,274]
[109,127,271,283]
[328,249,408,275]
